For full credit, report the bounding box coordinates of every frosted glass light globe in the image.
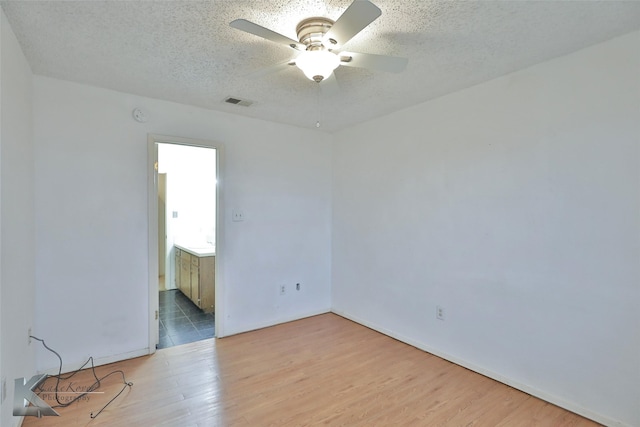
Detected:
[295,50,340,82]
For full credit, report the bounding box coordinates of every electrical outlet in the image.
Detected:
[1,377,6,403]
[296,283,301,291]
[28,327,32,345]
[232,209,245,222]
[279,284,286,295]
[436,305,445,321]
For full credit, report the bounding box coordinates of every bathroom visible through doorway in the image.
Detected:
[157,143,217,348]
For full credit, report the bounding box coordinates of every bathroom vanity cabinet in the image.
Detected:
[174,246,215,313]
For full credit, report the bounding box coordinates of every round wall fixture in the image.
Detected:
[132,108,148,123]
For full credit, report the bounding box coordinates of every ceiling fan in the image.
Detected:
[230,0,408,84]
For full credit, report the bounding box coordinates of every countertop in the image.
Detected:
[174,242,215,257]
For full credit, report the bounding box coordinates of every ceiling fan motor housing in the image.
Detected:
[296,17,336,51]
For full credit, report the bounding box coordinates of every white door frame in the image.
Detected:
[158,172,169,286]
[147,134,225,353]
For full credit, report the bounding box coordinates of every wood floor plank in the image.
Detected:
[21,313,601,426]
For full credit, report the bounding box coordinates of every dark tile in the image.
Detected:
[188,311,213,322]
[160,310,186,321]
[198,328,215,339]
[160,291,179,298]
[177,302,199,312]
[159,290,179,301]
[192,319,214,331]
[157,335,174,349]
[183,306,199,313]
[165,322,197,336]
[162,315,192,326]
[157,289,215,349]
[175,291,190,300]
[183,311,203,320]
[160,303,181,313]
[175,292,194,302]
[159,301,181,311]
[183,311,204,321]
[170,331,203,346]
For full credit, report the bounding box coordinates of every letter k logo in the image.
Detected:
[13,375,59,417]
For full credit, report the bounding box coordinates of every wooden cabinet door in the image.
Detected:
[190,262,200,308]
[180,253,191,298]
[200,257,215,313]
[174,249,181,289]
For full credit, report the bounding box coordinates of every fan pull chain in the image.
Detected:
[316,82,321,128]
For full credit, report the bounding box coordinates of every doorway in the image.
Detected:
[147,135,224,352]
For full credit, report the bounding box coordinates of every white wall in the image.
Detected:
[332,31,640,427]
[0,9,36,427]
[33,77,332,371]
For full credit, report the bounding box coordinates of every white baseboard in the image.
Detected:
[39,347,150,376]
[37,308,332,375]
[220,308,332,338]
[331,308,627,427]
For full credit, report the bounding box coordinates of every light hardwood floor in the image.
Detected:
[21,314,600,426]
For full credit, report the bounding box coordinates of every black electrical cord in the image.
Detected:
[30,335,133,418]
[89,372,131,419]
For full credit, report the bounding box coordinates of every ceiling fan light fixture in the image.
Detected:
[295,50,340,82]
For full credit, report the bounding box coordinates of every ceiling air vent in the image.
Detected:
[224,96,253,107]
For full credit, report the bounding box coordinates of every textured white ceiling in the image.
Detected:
[2,0,639,132]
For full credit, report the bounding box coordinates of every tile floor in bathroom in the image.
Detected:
[158,289,214,349]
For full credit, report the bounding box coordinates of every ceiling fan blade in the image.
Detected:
[324,0,381,49]
[319,73,341,97]
[230,19,305,51]
[339,51,408,73]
